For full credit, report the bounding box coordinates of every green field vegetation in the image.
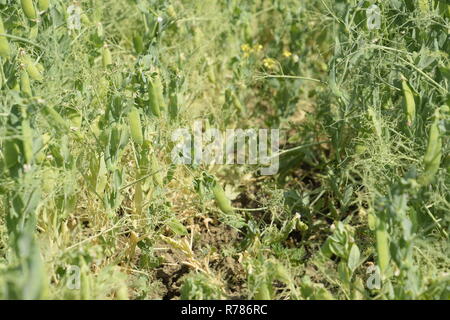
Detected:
[0,0,449,300]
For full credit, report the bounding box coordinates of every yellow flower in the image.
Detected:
[241,44,251,52]
[283,50,292,58]
[263,58,277,70]
[241,44,252,58]
[254,44,263,52]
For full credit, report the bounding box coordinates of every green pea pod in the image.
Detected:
[133,34,144,54]
[419,114,442,185]
[28,63,43,82]
[20,70,32,97]
[376,220,390,275]
[38,0,50,12]
[148,77,161,117]
[168,91,178,120]
[22,119,34,164]
[0,17,11,58]
[167,219,188,236]
[21,0,37,20]
[102,45,112,67]
[43,105,71,133]
[3,139,20,170]
[22,54,44,82]
[402,80,415,126]
[154,74,166,110]
[231,91,244,113]
[128,107,143,146]
[207,64,216,83]
[212,182,234,214]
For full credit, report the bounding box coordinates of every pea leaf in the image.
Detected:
[348,244,361,272]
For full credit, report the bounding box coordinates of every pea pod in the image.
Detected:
[43,105,71,133]
[376,220,390,275]
[212,182,234,214]
[419,113,442,185]
[128,107,143,146]
[20,69,32,96]
[3,139,20,170]
[207,64,216,83]
[402,80,415,126]
[0,17,11,58]
[231,92,244,114]
[168,90,178,120]
[38,0,50,12]
[22,118,34,164]
[154,75,166,110]
[21,0,37,20]
[148,76,161,117]
[102,44,112,67]
[21,54,44,82]
[133,34,144,54]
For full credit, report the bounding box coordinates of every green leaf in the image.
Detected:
[348,244,361,272]
[167,219,188,236]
